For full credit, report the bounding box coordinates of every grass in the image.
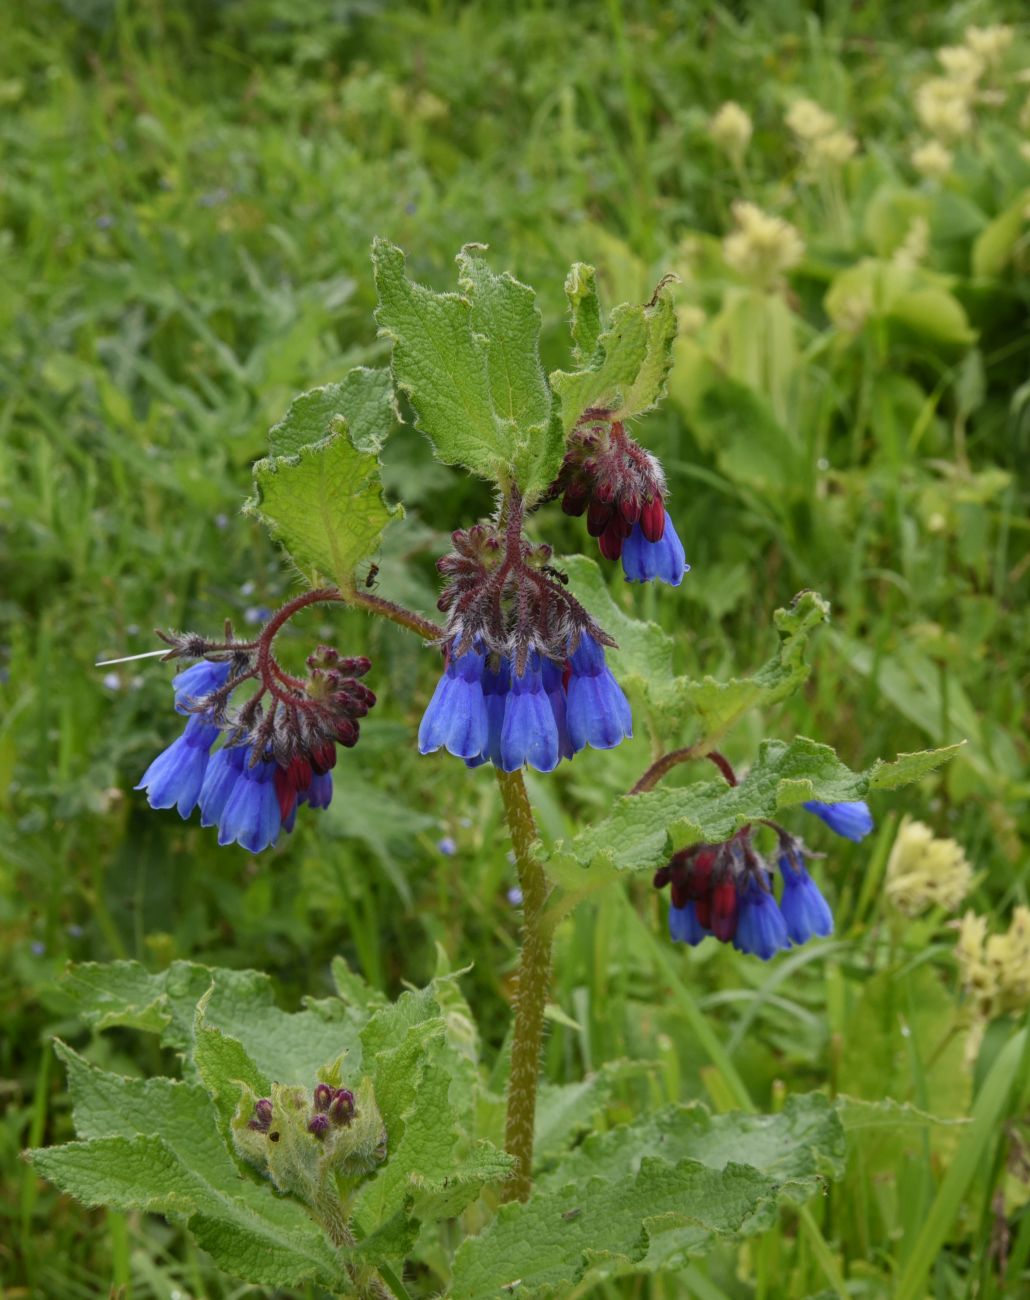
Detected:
[1,0,1029,1295]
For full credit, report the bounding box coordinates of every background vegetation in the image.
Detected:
[2,0,1028,1295]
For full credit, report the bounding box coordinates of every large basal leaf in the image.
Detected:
[549,737,960,876]
[249,405,402,589]
[452,1093,843,1297]
[59,960,364,1083]
[26,1044,344,1290]
[550,276,677,432]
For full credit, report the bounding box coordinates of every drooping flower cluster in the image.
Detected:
[555,413,688,586]
[655,800,873,959]
[419,498,632,772]
[137,618,375,853]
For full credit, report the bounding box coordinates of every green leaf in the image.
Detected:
[868,744,965,789]
[248,418,402,589]
[372,238,509,482]
[60,960,364,1083]
[971,192,1030,278]
[267,367,395,457]
[549,736,958,875]
[673,591,830,744]
[29,1045,343,1289]
[453,1094,842,1295]
[193,994,271,1139]
[534,1060,656,1163]
[565,262,603,362]
[551,279,677,433]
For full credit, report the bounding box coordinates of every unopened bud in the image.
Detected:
[313,1082,334,1112]
[249,1097,273,1132]
[308,1113,330,1139]
[328,1088,356,1126]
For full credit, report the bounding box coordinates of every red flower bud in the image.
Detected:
[586,500,613,537]
[640,495,666,542]
[711,880,738,942]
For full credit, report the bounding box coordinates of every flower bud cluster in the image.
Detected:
[137,614,376,852]
[654,799,873,959]
[555,415,687,585]
[655,833,834,960]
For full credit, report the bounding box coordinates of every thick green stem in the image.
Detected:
[496,768,552,1203]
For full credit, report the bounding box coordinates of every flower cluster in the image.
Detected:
[420,633,631,773]
[722,200,805,287]
[655,800,872,960]
[785,97,858,171]
[884,815,971,917]
[708,101,753,160]
[555,414,688,586]
[137,618,375,853]
[955,906,1030,1021]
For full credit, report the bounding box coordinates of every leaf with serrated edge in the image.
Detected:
[455,245,564,500]
[59,960,364,1084]
[454,1095,841,1296]
[373,238,509,481]
[30,1045,342,1288]
[550,281,677,433]
[549,736,958,875]
[565,262,603,363]
[268,367,395,457]
[248,423,401,589]
[671,591,830,743]
[451,1158,776,1298]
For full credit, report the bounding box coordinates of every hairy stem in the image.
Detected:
[349,588,443,641]
[496,768,552,1203]
[630,746,738,795]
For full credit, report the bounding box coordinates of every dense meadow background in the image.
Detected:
[2,0,1029,1296]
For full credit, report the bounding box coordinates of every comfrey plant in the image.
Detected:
[29,244,955,1299]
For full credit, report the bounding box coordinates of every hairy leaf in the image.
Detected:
[564,262,603,363]
[267,368,395,457]
[551,280,677,433]
[453,1093,842,1296]
[549,737,957,875]
[28,1046,342,1288]
[249,418,401,589]
[372,239,508,481]
[60,960,363,1083]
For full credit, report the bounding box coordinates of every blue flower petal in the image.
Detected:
[198,745,247,828]
[540,656,574,760]
[733,878,789,960]
[418,648,489,760]
[500,656,560,773]
[622,516,689,586]
[803,800,874,842]
[137,715,220,817]
[217,756,282,853]
[566,636,632,752]
[303,771,333,810]
[669,902,708,945]
[173,660,232,715]
[778,854,834,943]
